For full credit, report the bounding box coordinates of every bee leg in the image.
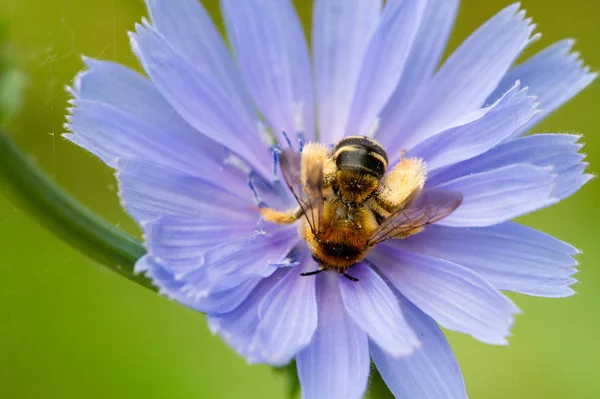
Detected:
[342,272,359,282]
[300,269,325,277]
[260,206,303,224]
[376,156,427,212]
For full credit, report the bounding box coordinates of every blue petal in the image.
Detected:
[297,272,370,399]
[409,82,539,170]
[190,227,300,295]
[158,225,299,312]
[221,0,314,143]
[129,22,270,176]
[116,158,253,223]
[392,222,579,297]
[144,0,254,117]
[312,0,382,143]
[370,247,520,345]
[377,0,459,130]
[429,134,590,201]
[255,255,317,365]
[487,39,597,137]
[143,216,257,276]
[139,256,261,314]
[380,3,536,151]
[338,262,419,357]
[65,59,251,195]
[370,294,467,399]
[207,268,290,365]
[434,164,558,227]
[344,0,426,137]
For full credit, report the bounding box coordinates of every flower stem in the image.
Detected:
[0,130,154,290]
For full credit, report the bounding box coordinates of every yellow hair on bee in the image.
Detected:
[377,157,427,212]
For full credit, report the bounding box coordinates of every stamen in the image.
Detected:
[298,131,305,152]
[248,178,266,208]
[281,131,293,148]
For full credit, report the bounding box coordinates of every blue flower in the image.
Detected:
[65,1,595,398]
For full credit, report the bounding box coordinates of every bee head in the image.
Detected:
[333,136,388,203]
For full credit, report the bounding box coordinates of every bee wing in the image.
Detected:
[368,189,463,246]
[279,148,324,234]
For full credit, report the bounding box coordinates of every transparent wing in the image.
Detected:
[279,148,324,234]
[368,189,463,246]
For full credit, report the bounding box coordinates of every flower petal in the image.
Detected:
[116,158,252,223]
[371,248,520,345]
[392,222,579,297]
[144,0,254,116]
[428,134,590,201]
[345,0,426,136]
[129,22,270,176]
[65,59,251,194]
[378,0,459,123]
[370,294,467,399]
[256,255,318,365]
[313,0,382,143]
[143,215,257,276]
[221,0,314,143]
[207,268,289,365]
[297,272,370,399]
[434,164,558,227]
[487,39,597,137]
[380,3,536,151]
[139,256,262,314]
[197,227,300,291]
[409,82,539,171]
[338,262,419,357]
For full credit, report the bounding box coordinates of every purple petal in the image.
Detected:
[190,227,300,294]
[393,222,579,297]
[312,0,382,143]
[339,262,419,357]
[434,164,558,227]
[381,3,536,151]
[408,82,539,170]
[139,256,262,314]
[370,294,467,399]
[256,255,318,365]
[297,272,370,399]
[144,0,254,116]
[370,247,520,345]
[143,216,257,276]
[429,133,590,201]
[345,0,426,136]
[377,0,459,130]
[221,0,314,143]
[487,39,597,137]
[207,268,289,365]
[65,59,250,196]
[116,158,253,223]
[129,22,270,176]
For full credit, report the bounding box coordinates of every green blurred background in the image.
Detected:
[0,0,598,398]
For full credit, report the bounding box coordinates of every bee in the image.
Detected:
[261,136,462,281]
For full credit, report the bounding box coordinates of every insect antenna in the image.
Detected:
[342,272,359,282]
[300,269,324,277]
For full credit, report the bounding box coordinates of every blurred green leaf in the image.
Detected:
[0,20,26,127]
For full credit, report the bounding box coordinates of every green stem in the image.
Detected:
[0,131,154,290]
